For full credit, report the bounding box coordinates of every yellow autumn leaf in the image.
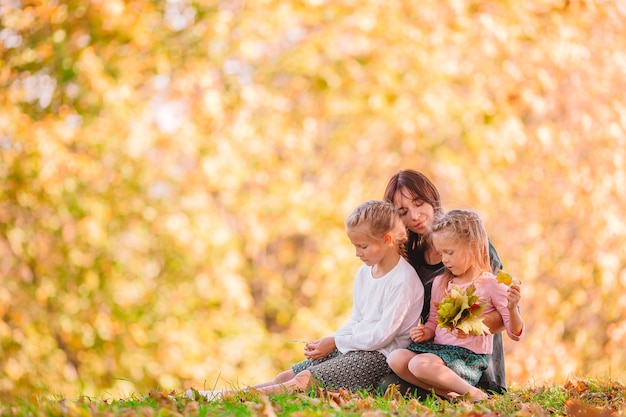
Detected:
[496,270,521,286]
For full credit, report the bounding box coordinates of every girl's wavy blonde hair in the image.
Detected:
[432,209,491,283]
[346,200,408,257]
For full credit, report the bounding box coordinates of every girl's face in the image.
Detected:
[347,228,389,267]
[392,187,436,235]
[432,231,473,278]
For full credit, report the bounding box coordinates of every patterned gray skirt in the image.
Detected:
[292,349,391,391]
[406,342,488,386]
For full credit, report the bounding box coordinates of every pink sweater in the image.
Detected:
[424,272,524,354]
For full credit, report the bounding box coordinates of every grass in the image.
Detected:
[0,379,623,416]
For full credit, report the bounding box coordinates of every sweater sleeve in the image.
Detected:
[335,261,424,353]
[484,274,524,341]
[424,275,445,332]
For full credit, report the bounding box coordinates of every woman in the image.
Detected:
[379,169,510,396]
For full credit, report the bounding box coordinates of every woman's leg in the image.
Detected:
[408,353,487,401]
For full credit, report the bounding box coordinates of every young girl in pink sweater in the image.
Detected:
[386,209,524,402]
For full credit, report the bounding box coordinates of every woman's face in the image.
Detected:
[392,187,435,235]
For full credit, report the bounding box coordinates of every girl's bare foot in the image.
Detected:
[468,386,488,402]
[185,389,223,401]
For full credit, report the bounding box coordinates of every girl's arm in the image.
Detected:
[506,284,524,337]
[488,276,524,340]
[483,282,523,334]
[487,242,523,334]
[335,265,424,352]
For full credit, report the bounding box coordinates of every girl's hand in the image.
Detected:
[409,325,422,342]
[507,284,521,310]
[304,337,336,361]
[410,321,433,343]
[303,339,318,359]
[451,328,469,339]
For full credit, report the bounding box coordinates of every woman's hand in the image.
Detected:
[304,337,336,361]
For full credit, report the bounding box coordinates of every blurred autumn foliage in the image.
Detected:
[2,0,626,402]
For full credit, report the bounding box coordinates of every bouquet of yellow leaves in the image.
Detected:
[435,284,490,336]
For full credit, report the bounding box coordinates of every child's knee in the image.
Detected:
[387,349,411,370]
[276,369,296,383]
[407,354,439,375]
[293,370,313,389]
[386,351,401,368]
[407,354,429,373]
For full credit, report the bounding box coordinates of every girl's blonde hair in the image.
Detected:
[432,209,491,284]
[346,200,407,257]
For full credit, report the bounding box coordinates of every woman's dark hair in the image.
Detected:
[383,169,444,252]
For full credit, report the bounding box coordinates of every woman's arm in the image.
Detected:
[482,310,505,334]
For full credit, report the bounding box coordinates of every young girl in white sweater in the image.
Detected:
[189,200,424,400]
